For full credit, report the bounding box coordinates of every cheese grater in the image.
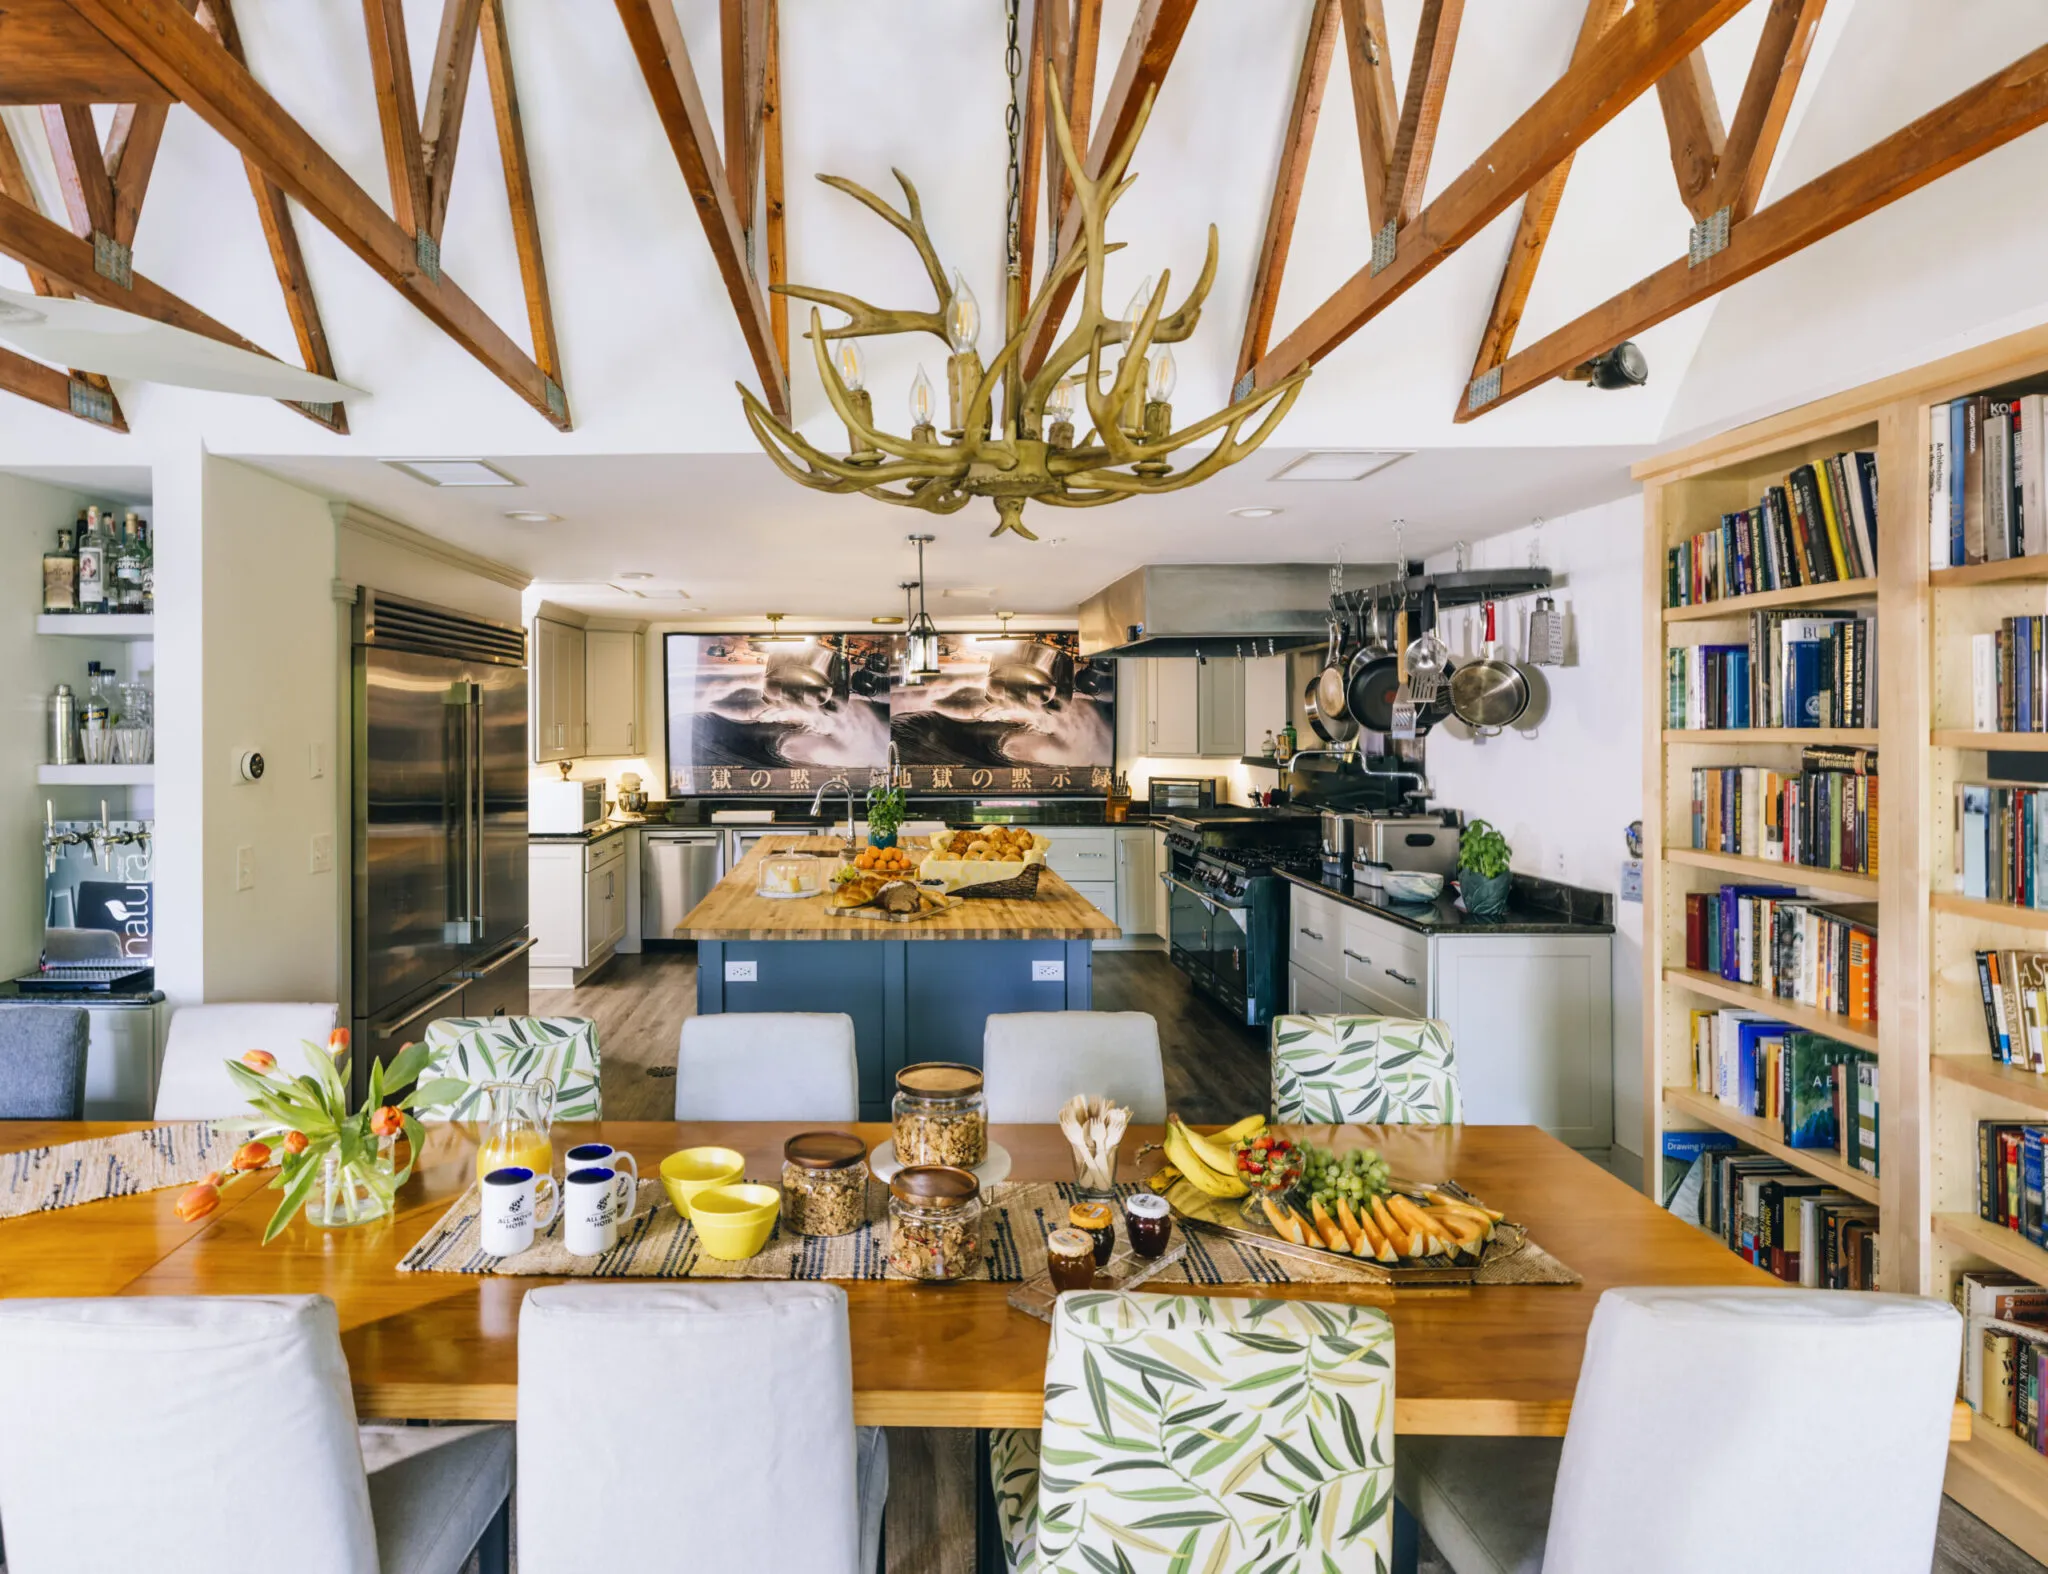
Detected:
[1527,596,1565,666]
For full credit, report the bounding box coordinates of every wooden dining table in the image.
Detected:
[0,1116,1857,1439]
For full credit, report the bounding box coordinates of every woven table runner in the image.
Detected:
[0,1124,233,1220]
[399,1178,1579,1287]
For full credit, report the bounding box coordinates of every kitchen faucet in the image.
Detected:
[809,776,857,858]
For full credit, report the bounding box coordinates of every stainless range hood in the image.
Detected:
[1079,563,1391,659]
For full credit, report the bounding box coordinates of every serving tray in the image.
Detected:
[824,892,966,923]
[1006,1237,1188,1323]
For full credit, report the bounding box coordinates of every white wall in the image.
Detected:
[1421,496,1645,1163]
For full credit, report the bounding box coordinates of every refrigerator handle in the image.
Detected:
[471,684,486,938]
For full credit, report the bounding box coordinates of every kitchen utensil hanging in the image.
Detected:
[1405,588,1451,703]
[1390,608,1418,739]
[1447,601,1531,737]
[1316,616,1351,722]
[1527,596,1565,666]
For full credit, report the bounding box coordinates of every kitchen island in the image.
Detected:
[679,836,1119,1118]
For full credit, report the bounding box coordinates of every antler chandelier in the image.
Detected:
[739,35,1310,542]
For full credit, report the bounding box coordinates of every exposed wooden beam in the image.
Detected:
[1460,0,1627,412]
[0,0,173,103]
[1247,0,1749,393]
[361,0,430,239]
[1236,0,1339,383]
[1463,39,2048,421]
[1707,0,1826,222]
[0,116,64,294]
[1044,0,1102,246]
[1020,0,1196,379]
[478,0,561,395]
[614,0,787,419]
[66,0,571,428]
[40,103,115,240]
[420,0,485,242]
[1382,0,1463,231]
[761,0,786,368]
[0,345,127,430]
[1655,47,1725,220]
[720,0,768,235]
[1338,0,1399,237]
[103,103,168,247]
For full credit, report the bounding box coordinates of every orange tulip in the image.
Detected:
[231,1140,272,1172]
[175,1182,220,1222]
[328,1027,351,1055]
[283,1130,309,1156]
[370,1105,403,1138]
[240,1049,276,1072]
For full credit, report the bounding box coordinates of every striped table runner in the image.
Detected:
[0,1124,234,1220]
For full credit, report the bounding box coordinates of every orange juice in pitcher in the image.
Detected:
[476,1079,556,1184]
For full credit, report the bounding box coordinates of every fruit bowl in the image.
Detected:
[1230,1131,1304,1193]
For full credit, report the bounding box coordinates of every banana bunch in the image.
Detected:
[1161,1113,1265,1198]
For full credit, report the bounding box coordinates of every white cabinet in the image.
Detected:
[533,617,587,762]
[1195,661,1244,758]
[1114,827,1157,937]
[1038,825,1160,945]
[1145,660,1199,755]
[1286,884,1615,1151]
[584,629,642,758]
[1137,658,1243,758]
[530,833,627,987]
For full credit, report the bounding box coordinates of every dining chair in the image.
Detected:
[0,1294,510,1574]
[0,1006,88,1120]
[992,1290,1396,1573]
[152,1001,339,1121]
[409,1014,603,1122]
[519,1283,887,1572]
[1270,1013,1463,1125]
[674,1012,859,1121]
[981,1011,1168,1123]
[1394,1287,1962,1574]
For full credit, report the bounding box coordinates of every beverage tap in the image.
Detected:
[42,800,90,877]
[91,798,148,869]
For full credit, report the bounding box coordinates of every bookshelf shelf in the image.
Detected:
[1662,727,1880,745]
[1662,1086,1880,1204]
[1931,557,2048,589]
[1661,847,1878,900]
[1933,731,2048,752]
[1934,1055,2048,1110]
[1662,578,1879,623]
[1663,967,1879,1054]
[1934,1212,2048,1284]
[1947,1425,2048,1564]
[1932,893,2048,932]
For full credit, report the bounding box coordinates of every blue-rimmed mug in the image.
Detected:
[482,1165,559,1256]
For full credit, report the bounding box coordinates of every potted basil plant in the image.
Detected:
[866,782,907,849]
[1457,819,1514,917]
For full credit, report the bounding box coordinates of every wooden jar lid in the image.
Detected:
[890,1165,980,1208]
[783,1131,867,1170]
[895,1063,984,1101]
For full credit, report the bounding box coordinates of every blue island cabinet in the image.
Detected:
[695,938,1097,1119]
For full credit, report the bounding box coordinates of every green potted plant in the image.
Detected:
[1457,819,1514,917]
[866,781,907,849]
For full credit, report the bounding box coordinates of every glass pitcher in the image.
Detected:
[475,1079,557,1185]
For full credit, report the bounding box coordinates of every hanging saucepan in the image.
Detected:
[1304,672,1358,745]
[1447,601,1531,738]
[1345,603,1402,732]
[1315,618,1351,722]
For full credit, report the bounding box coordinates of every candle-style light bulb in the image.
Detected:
[909,364,936,428]
[944,271,981,353]
[833,337,866,393]
[1123,276,1155,343]
[1147,346,1177,403]
[1046,379,1074,419]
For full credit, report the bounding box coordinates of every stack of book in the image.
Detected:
[1969,616,2048,732]
[1954,783,2048,907]
[1687,1007,1879,1168]
[1930,391,2048,568]
[1665,610,1875,729]
[1972,950,2048,1070]
[1701,1146,1878,1285]
[1956,1270,2048,1437]
[1684,886,1878,1024]
[1687,746,1878,876]
[1666,449,1878,607]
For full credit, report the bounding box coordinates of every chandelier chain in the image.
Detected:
[1004,0,1023,278]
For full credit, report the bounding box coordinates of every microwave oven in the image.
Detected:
[532,778,606,834]
[1148,777,1220,813]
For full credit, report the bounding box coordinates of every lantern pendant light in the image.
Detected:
[904,534,942,681]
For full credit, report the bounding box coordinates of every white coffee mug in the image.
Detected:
[482,1165,559,1257]
[565,1167,628,1256]
[565,1142,639,1210]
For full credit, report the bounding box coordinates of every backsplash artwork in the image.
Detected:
[889,633,1114,793]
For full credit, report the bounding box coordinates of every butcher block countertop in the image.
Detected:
[677,835,1121,942]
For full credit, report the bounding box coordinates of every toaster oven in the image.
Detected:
[1148,777,1220,813]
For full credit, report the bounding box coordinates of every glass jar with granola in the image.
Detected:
[886,1165,983,1281]
[780,1131,871,1237]
[892,1063,987,1169]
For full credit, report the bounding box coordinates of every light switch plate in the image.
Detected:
[235,844,255,891]
[1032,958,1065,983]
[724,959,758,982]
[309,741,326,779]
[309,832,334,874]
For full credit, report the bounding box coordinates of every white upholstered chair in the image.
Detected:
[981,1011,1167,1124]
[152,1002,340,1121]
[0,1294,510,1574]
[674,1012,859,1122]
[519,1283,886,1572]
[1395,1287,1962,1574]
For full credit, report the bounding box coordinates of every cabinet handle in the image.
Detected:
[1298,927,1323,942]
[1343,948,1370,965]
[628,721,636,750]
[1384,967,1417,987]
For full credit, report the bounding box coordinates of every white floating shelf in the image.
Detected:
[37,765,153,786]
[36,614,154,639]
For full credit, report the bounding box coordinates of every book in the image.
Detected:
[1932,401,1955,569]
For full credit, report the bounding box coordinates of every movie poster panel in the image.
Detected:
[888,633,1115,794]
[663,633,894,796]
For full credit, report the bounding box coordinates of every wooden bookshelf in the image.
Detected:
[1662,1087,1879,1204]
[1661,577,1878,622]
[1661,727,1880,745]
[1661,846,1878,900]
[1931,892,2048,932]
[1948,1423,2048,1563]
[1663,967,1879,1054]
[1931,557,2048,589]
[1935,1212,2048,1283]
[1934,731,2048,752]
[1934,1055,2048,1111]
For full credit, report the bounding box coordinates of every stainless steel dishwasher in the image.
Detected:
[641,830,722,948]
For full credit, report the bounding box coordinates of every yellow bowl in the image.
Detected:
[660,1147,746,1219]
[688,1182,781,1260]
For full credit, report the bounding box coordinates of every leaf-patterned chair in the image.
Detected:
[409,1016,604,1122]
[1270,1014,1462,1126]
[990,1291,1396,1573]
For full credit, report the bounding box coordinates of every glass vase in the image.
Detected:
[309,1150,394,1229]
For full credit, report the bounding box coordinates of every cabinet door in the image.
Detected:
[1114,828,1156,935]
[1433,936,1613,1148]
[583,859,625,963]
[1070,879,1118,925]
[1150,659,1199,755]
[1195,660,1245,757]
[1289,964,1342,1017]
[533,620,561,761]
[584,630,640,757]
[557,625,588,758]
[528,848,583,966]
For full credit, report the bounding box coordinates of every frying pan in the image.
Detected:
[1315,618,1350,721]
[1344,603,1399,724]
[1447,601,1531,737]
[1304,673,1358,744]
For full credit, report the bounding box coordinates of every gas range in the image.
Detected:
[1193,846,1325,904]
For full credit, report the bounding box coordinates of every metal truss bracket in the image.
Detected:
[1369,219,1398,276]
[544,377,568,422]
[67,377,115,425]
[92,231,132,289]
[1232,369,1254,403]
[415,229,442,284]
[1466,365,1502,413]
[1688,206,1731,268]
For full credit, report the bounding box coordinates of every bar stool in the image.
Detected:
[152,1002,339,1120]
[981,1011,1167,1123]
[674,1012,859,1121]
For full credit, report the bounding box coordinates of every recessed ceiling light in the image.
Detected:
[1269,450,1411,483]
[504,509,560,524]
[1230,506,1283,519]
[383,458,524,487]
[942,586,996,598]
[617,571,654,581]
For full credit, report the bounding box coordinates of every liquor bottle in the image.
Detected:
[76,508,107,614]
[81,661,109,763]
[42,526,77,614]
[123,512,152,614]
[133,513,154,613]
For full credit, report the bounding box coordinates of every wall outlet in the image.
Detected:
[1032,958,1066,983]
[309,832,335,875]
[235,844,255,891]
[724,959,758,983]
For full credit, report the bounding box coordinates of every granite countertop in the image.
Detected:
[528,819,642,845]
[1281,869,1616,936]
[0,978,163,1003]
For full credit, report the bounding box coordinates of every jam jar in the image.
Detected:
[1124,1191,1173,1258]
[1045,1226,1098,1293]
[1069,1200,1115,1266]
[780,1131,870,1237]
[892,1064,987,1169]
[885,1165,984,1282]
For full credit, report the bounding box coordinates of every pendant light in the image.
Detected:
[905,533,941,681]
[975,611,1019,643]
[896,581,921,681]
[761,612,802,642]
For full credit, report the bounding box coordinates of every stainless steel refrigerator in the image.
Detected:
[350,591,531,1099]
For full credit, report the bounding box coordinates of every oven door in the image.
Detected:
[1165,874,1215,985]
[1206,897,1253,1019]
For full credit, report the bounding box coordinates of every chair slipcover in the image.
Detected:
[1270,1013,1462,1125]
[674,1012,859,1122]
[0,1295,508,1574]
[982,1011,1168,1124]
[413,1015,603,1122]
[518,1283,886,1572]
[152,1002,339,1121]
[992,1291,1395,1572]
[1396,1287,1963,1574]
[0,1006,88,1119]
